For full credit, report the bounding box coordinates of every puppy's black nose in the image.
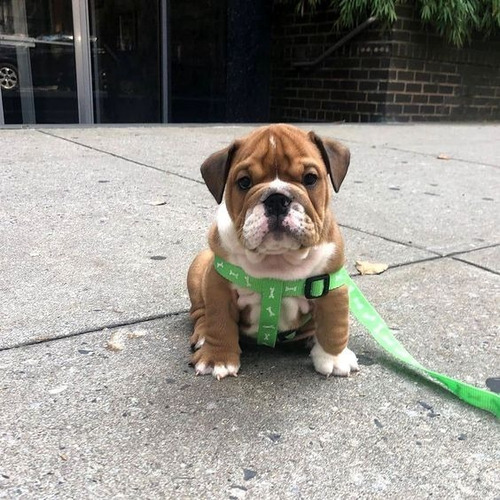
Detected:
[264,193,292,217]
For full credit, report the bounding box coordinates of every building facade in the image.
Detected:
[271,3,500,122]
[0,0,498,125]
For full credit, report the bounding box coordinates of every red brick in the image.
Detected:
[406,83,422,93]
[387,82,405,92]
[438,85,455,95]
[395,93,412,103]
[415,72,432,82]
[359,81,378,91]
[398,70,415,81]
[423,84,439,93]
[412,94,428,104]
[419,105,436,114]
[403,104,419,114]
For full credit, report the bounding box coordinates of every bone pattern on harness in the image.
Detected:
[213,256,347,347]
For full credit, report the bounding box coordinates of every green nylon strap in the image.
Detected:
[214,256,347,347]
[344,274,500,418]
[213,256,500,418]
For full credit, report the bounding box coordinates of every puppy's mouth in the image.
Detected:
[242,195,316,255]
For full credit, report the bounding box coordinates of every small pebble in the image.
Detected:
[48,385,67,395]
[231,485,247,492]
[485,377,500,393]
[418,401,433,411]
[243,469,257,481]
[267,433,281,443]
[78,349,93,355]
[128,329,146,339]
[106,331,124,351]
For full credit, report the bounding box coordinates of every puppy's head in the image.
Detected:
[201,124,350,255]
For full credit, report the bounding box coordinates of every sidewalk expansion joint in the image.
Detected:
[36,130,204,185]
[338,137,500,170]
[450,256,499,276]
[445,243,499,276]
[387,255,443,270]
[384,244,499,275]
[341,225,499,275]
[339,223,440,256]
[383,146,500,170]
[444,242,499,258]
[0,310,190,353]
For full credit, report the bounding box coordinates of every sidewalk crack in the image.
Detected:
[337,137,500,170]
[0,310,190,352]
[36,130,204,185]
[339,223,440,255]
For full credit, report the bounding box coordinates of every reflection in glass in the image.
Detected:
[0,0,78,124]
[88,0,161,123]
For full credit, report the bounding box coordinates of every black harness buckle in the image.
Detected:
[304,274,331,299]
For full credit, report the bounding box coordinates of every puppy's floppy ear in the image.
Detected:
[308,132,350,193]
[200,142,239,204]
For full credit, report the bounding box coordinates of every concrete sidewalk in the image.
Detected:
[0,124,498,499]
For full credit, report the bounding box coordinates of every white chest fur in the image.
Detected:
[234,285,311,337]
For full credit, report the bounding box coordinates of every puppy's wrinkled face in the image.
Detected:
[201,124,350,256]
[225,129,329,254]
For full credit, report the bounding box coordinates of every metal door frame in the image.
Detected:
[72,0,94,124]
[0,0,36,125]
[160,0,169,122]
[72,0,168,124]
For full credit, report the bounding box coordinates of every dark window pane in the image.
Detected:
[170,0,227,122]
[89,0,161,123]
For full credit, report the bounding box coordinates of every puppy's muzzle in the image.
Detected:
[264,193,292,218]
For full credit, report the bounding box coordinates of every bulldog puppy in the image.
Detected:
[187,124,359,379]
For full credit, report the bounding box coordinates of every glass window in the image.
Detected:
[88,0,162,123]
[170,0,227,122]
[0,0,78,124]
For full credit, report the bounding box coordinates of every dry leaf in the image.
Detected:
[437,153,450,160]
[355,260,388,275]
[106,331,124,351]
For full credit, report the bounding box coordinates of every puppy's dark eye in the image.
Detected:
[303,173,318,187]
[237,176,252,191]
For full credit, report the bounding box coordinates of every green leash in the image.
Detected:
[214,256,500,418]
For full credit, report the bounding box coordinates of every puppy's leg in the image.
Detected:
[310,285,359,377]
[187,250,212,349]
[188,251,241,379]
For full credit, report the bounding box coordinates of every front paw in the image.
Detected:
[310,343,359,377]
[190,331,205,350]
[191,345,240,380]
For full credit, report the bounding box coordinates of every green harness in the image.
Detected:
[214,256,500,418]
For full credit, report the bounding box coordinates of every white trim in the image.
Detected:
[72,0,94,124]
[13,0,35,124]
[0,86,4,125]
[161,0,169,122]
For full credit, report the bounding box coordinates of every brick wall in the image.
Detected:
[270,4,500,122]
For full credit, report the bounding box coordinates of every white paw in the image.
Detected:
[195,362,240,380]
[194,337,205,350]
[310,343,359,377]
